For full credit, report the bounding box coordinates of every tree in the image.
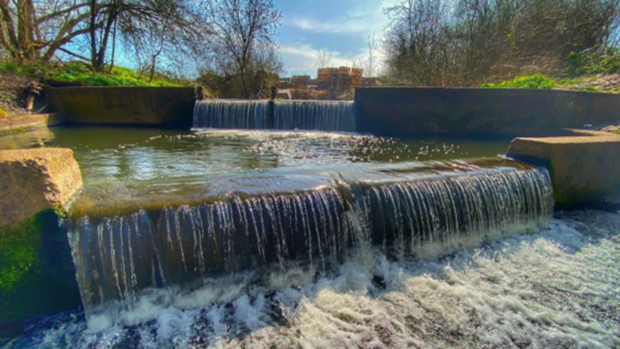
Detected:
[364,32,379,77]
[0,0,92,62]
[204,0,282,98]
[86,0,210,71]
[316,47,332,68]
[384,0,620,87]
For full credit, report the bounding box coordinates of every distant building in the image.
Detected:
[291,75,311,89]
[317,67,364,90]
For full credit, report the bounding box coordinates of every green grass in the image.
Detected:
[481,74,557,89]
[0,61,187,87]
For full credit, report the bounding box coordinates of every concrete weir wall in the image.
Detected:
[355,87,620,136]
[47,86,202,128]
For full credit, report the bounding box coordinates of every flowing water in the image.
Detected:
[193,100,355,131]
[2,125,615,348]
[272,100,355,131]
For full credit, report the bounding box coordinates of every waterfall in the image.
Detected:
[192,100,355,131]
[272,101,355,131]
[193,100,270,129]
[68,167,553,315]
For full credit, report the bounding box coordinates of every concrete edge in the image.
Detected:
[0,113,65,135]
[507,131,620,208]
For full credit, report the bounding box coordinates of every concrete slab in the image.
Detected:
[507,132,620,208]
[0,113,64,135]
[0,148,83,226]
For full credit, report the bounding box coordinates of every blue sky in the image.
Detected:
[274,0,401,77]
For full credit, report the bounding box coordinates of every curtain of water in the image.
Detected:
[272,101,355,131]
[193,100,270,129]
[69,168,553,313]
[193,100,355,131]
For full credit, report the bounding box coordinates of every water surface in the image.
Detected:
[0,126,512,207]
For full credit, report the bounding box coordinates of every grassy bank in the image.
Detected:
[0,62,188,87]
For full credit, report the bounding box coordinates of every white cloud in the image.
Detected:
[279,42,385,77]
[287,0,402,36]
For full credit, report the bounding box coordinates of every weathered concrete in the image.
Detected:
[0,113,64,135]
[0,148,83,225]
[47,87,202,128]
[507,131,620,208]
[355,87,620,136]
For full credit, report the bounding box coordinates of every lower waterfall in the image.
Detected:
[68,166,553,316]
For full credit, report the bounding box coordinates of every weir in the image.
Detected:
[193,100,270,129]
[272,100,355,131]
[68,165,553,317]
[193,99,355,131]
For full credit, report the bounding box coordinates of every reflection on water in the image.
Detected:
[0,128,55,150]
[0,126,511,205]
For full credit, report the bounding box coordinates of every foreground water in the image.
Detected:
[2,209,618,348]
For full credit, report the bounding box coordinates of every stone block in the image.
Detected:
[507,132,620,208]
[0,148,83,225]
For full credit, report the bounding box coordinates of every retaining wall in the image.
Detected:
[355,87,620,137]
[47,87,202,128]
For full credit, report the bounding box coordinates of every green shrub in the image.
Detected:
[0,61,185,87]
[481,74,557,89]
[568,48,620,75]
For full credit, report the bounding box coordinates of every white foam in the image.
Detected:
[9,210,620,348]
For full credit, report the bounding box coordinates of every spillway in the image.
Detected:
[68,165,553,317]
[193,99,355,132]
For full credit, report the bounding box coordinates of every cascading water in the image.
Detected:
[68,166,553,317]
[192,99,355,131]
[272,100,355,131]
[193,100,270,129]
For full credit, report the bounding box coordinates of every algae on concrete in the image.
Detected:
[0,210,81,326]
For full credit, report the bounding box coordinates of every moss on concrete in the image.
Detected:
[0,217,39,293]
[0,210,81,326]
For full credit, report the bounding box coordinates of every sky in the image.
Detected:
[273,0,401,77]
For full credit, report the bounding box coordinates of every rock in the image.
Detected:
[507,132,620,208]
[0,148,83,226]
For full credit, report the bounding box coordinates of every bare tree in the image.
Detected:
[384,0,620,87]
[316,47,333,68]
[204,0,282,98]
[364,32,379,77]
[0,0,92,62]
[86,0,209,71]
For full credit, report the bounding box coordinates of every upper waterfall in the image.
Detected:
[193,99,355,132]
